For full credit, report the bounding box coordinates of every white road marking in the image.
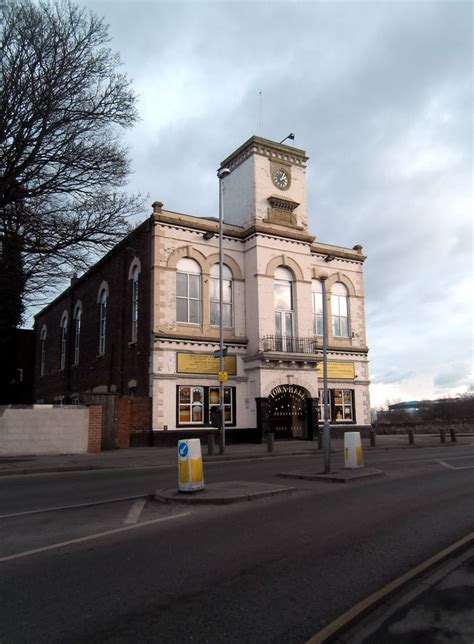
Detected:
[437,459,474,470]
[123,499,146,525]
[0,494,149,520]
[0,512,190,564]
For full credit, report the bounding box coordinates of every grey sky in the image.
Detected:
[77,0,472,407]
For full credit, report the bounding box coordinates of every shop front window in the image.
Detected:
[334,389,353,421]
[209,387,233,424]
[318,388,354,422]
[178,386,204,424]
[177,386,236,426]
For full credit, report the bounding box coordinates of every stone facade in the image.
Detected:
[34,135,371,446]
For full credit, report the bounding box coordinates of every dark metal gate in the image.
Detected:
[268,385,307,439]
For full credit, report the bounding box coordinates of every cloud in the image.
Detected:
[434,362,472,389]
[371,369,414,385]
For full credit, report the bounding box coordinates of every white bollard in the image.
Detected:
[178,439,205,492]
[344,432,363,469]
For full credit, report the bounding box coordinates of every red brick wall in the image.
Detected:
[33,217,152,404]
[117,396,152,448]
[87,404,103,453]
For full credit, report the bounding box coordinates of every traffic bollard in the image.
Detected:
[450,428,457,442]
[317,431,323,449]
[267,432,274,453]
[440,429,446,444]
[370,430,376,447]
[207,434,215,456]
[219,431,225,455]
[408,429,415,445]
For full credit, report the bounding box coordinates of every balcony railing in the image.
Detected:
[260,335,317,355]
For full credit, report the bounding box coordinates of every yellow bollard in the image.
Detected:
[178,439,205,492]
[344,432,364,469]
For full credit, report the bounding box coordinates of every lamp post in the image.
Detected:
[320,273,331,473]
[217,167,231,454]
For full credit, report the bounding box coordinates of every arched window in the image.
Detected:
[331,282,349,337]
[176,258,201,324]
[274,267,294,350]
[73,304,81,365]
[131,265,139,341]
[40,326,47,377]
[210,264,233,327]
[98,288,108,354]
[312,280,323,336]
[59,313,68,371]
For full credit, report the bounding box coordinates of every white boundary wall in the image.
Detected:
[0,405,90,456]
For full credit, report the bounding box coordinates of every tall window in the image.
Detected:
[178,386,204,424]
[210,264,233,327]
[331,282,349,337]
[73,305,81,365]
[176,258,201,324]
[99,288,108,354]
[40,326,47,376]
[312,279,323,336]
[209,387,233,424]
[274,267,294,350]
[59,313,68,371]
[318,389,354,422]
[131,265,139,341]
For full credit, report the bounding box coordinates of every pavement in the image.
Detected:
[332,541,474,644]
[0,432,471,478]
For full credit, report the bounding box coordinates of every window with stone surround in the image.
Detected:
[176,258,201,324]
[210,263,233,327]
[331,282,349,337]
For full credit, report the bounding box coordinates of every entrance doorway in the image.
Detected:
[268,384,308,439]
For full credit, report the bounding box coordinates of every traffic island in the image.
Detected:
[277,467,384,483]
[155,480,296,505]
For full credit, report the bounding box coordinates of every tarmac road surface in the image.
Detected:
[0,447,473,643]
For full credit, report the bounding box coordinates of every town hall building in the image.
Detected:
[34,136,371,447]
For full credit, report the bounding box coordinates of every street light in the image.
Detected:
[217,166,231,454]
[319,272,331,473]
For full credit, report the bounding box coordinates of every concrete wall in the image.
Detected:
[0,405,94,456]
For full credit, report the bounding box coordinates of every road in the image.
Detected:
[0,446,473,643]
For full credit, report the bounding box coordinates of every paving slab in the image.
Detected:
[278,467,384,483]
[155,480,296,505]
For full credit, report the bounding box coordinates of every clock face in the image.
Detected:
[272,168,290,190]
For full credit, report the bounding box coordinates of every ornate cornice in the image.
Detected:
[219,135,308,174]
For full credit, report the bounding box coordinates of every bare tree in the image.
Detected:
[0,0,143,306]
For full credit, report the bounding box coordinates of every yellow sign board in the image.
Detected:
[316,361,355,380]
[217,371,228,382]
[177,353,237,375]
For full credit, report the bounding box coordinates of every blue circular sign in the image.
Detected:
[178,442,188,458]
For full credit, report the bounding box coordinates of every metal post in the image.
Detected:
[267,432,274,453]
[217,167,230,455]
[408,429,415,445]
[207,434,215,456]
[450,427,456,442]
[370,429,376,447]
[440,428,446,444]
[320,275,331,473]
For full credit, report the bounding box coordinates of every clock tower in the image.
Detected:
[218,136,309,232]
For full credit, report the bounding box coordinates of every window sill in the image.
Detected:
[96,354,104,359]
[128,340,137,347]
[176,322,202,327]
